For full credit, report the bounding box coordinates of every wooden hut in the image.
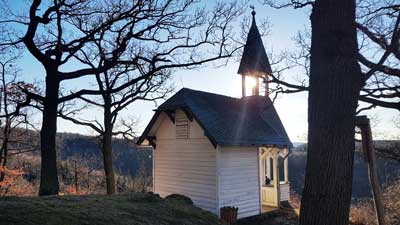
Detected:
[137,10,292,219]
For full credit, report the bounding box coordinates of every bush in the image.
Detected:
[349,200,376,225]
[165,194,193,205]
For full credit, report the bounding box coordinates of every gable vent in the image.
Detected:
[176,112,189,139]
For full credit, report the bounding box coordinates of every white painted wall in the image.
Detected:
[153,110,218,213]
[218,146,261,219]
[152,110,263,218]
[280,182,290,201]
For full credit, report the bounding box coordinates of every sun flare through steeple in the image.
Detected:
[238,8,272,97]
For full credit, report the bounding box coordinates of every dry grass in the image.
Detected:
[383,181,400,225]
[349,200,376,225]
[349,181,400,225]
[239,184,399,225]
[289,191,301,216]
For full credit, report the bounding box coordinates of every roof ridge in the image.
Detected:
[180,88,240,101]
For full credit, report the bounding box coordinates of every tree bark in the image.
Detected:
[0,63,9,182]
[0,122,9,182]
[102,94,115,195]
[299,0,363,225]
[39,73,60,196]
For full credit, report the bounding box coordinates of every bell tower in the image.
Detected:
[238,9,272,97]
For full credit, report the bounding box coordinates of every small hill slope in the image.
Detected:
[0,193,220,225]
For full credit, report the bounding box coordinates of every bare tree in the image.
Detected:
[0,0,244,195]
[0,53,19,180]
[356,0,400,111]
[59,64,171,194]
[0,51,39,182]
[263,0,399,110]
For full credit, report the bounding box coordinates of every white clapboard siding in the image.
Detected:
[280,182,290,201]
[218,146,260,219]
[154,112,217,214]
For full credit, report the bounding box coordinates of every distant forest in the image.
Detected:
[7,131,400,198]
[288,144,400,198]
[57,133,153,177]
[57,134,400,198]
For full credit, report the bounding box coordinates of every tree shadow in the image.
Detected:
[237,201,299,225]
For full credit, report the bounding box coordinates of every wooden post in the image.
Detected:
[356,116,385,225]
[74,160,78,193]
[284,151,289,183]
[264,74,269,97]
[87,170,90,190]
[273,152,280,207]
[254,77,259,96]
[242,75,246,97]
[273,154,279,186]
[266,156,270,182]
[258,148,263,213]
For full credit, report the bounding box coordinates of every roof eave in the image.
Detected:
[217,141,293,149]
[136,111,161,146]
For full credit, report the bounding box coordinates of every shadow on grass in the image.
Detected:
[0,193,220,225]
[237,202,299,225]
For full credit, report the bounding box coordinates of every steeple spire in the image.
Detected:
[238,8,272,97]
[251,6,256,23]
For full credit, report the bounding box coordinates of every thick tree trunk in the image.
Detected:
[299,0,363,225]
[0,124,9,182]
[0,64,9,182]
[102,96,115,195]
[39,74,60,196]
[102,131,115,195]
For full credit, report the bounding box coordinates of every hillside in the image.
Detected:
[0,193,220,225]
[51,135,400,197]
[289,144,400,197]
[5,131,400,198]
[56,133,152,176]
[290,141,400,198]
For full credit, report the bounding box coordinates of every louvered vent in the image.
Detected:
[176,112,189,139]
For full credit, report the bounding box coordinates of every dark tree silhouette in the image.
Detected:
[262,0,399,224]
[356,0,400,111]
[298,0,363,224]
[264,0,400,111]
[0,0,243,195]
[0,51,39,182]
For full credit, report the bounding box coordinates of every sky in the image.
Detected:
[7,0,400,142]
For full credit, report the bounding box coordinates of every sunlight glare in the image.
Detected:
[245,76,258,93]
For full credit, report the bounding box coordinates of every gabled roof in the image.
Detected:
[237,11,272,76]
[137,88,292,148]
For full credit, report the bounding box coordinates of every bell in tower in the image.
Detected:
[238,9,272,97]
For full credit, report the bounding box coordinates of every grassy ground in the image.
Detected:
[0,193,220,225]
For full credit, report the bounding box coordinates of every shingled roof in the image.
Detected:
[137,88,292,148]
[237,11,272,76]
